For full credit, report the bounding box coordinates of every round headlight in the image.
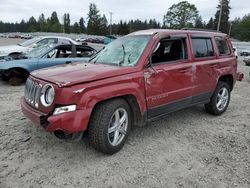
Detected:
[40,84,55,107]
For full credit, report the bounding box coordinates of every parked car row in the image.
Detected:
[0,33,34,39]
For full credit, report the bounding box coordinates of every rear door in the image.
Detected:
[190,35,218,103]
[214,36,236,78]
[144,35,194,119]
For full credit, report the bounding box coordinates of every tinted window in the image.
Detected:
[152,38,187,64]
[192,38,214,58]
[215,37,230,55]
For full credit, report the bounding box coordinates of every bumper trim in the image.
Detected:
[21,97,49,127]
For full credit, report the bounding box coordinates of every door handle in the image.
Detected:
[65,61,72,64]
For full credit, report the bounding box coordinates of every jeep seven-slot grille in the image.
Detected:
[24,78,42,108]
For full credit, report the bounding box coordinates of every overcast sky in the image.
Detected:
[0,0,249,24]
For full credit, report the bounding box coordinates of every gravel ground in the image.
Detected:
[0,38,249,187]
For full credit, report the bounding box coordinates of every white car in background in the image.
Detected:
[0,36,78,59]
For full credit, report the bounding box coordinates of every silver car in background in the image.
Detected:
[0,36,78,59]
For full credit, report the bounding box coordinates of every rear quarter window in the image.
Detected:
[215,37,230,55]
[192,38,214,58]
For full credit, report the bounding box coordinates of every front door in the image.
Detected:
[144,35,193,119]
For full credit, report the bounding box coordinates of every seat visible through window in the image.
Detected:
[152,39,186,64]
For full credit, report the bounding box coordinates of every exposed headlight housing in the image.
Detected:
[40,84,55,107]
[53,105,76,115]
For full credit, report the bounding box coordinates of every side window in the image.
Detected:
[59,39,71,45]
[36,39,48,47]
[47,38,58,44]
[215,37,230,55]
[192,38,214,58]
[152,38,187,64]
[36,38,58,47]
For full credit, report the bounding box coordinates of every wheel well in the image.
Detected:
[9,52,21,56]
[121,95,145,126]
[218,75,234,91]
[89,95,145,130]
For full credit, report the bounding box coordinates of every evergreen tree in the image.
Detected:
[206,17,214,29]
[48,11,62,32]
[19,19,27,32]
[214,0,231,33]
[195,15,204,28]
[79,17,86,33]
[87,3,103,35]
[38,14,46,32]
[100,14,108,35]
[63,13,70,33]
[72,22,80,33]
[231,15,250,41]
[27,16,37,32]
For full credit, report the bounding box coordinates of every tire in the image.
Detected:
[89,98,131,154]
[205,81,231,115]
[9,76,24,86]
[1,73,10,81]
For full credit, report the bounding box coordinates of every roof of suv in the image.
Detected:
[131,29,227,37]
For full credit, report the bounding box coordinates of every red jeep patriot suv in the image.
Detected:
[21,29,243,154]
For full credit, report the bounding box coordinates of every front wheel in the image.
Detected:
[89,98,131,154]
[205,81,231,115]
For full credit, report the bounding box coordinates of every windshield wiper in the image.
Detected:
[119,45,132,66]
[119,44,126,66]
[88,46,105,63]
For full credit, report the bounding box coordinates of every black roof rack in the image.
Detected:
[181,28,222,33]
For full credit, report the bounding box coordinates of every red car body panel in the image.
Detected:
[21,29,243,134]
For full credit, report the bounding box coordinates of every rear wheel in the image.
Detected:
[89,98,131,154]
[205,81,231,115]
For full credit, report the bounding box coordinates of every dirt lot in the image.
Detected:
[0,37,249,187]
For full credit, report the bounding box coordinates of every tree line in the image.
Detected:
[0,1,250,41]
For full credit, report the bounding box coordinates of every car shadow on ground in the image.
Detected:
[25,104,210,158]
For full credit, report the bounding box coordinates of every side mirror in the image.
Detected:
[145,56,152,69]
[145,56,157,73]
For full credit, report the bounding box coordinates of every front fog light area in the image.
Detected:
[53,105,76,115]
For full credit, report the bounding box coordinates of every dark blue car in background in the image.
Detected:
[0,44,96,85]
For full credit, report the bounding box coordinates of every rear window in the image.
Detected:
[192,38,214,58]
[215,37,230,55]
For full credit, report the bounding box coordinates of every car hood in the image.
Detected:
[0,45,27,56]
[31,63,137,87]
